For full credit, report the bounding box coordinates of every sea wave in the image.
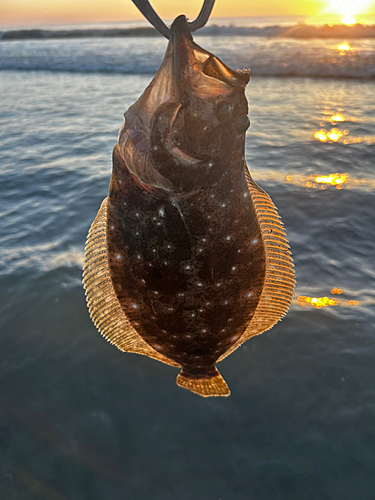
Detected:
[2,23,375,41]
[1,53,374,79]
[1,25,375,79]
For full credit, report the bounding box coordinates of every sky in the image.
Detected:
[0,0,374,27]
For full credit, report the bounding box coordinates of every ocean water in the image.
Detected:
[0,18,375,500]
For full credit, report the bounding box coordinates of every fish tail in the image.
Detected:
[176,369,230,397]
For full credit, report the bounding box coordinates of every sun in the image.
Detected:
[322,0,374,24]
[341,15,356,25]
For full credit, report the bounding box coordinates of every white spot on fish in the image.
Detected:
[226,236,231,241]
[197,283,203,287]
[132,304,138,309]
[253,239,258,244]
[116,254,121,260]
[244,192,248,197]
[232,266,236,271]
[222,203,226,208]
[247,292,252,297]
[159,207,165,217]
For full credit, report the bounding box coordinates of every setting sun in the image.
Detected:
[341,15,356,24]
[322,0,375,24]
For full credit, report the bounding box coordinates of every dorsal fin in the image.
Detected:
[218,166,295,361]
[83,197,179,368]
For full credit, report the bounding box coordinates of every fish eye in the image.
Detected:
[216,101,231,119]
[236,114,250,132]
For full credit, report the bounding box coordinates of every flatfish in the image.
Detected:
[83,15,295,397]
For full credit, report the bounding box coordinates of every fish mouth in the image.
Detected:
[169,15,249,103]
[156,16,250,163]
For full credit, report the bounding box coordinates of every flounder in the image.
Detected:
[83,14,295,397]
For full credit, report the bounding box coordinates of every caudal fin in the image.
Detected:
[176,369,230,397]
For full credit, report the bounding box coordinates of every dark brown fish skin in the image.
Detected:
[105,16,266,382]
[107,150,265,379]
